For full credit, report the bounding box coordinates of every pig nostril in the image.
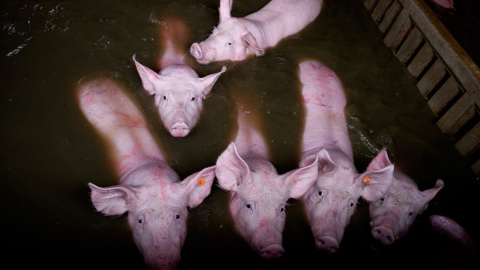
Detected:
[385,235,393,244]
[260,244,284,259]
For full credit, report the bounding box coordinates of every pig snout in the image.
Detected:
[260,244,285,259]
[315,235,340,254]
[371,225,395,245]
[190,43,203,60]
[169,121,190,137]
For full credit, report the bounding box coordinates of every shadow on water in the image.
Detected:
[1,0,478,269]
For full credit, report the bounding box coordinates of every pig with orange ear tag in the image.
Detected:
[78,78,215,269]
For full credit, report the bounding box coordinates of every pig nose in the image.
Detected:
[315,235,339,254]
[260,244,285,259]
[170,121,190,137]
[190,43,203,59]
[371,226,395,245]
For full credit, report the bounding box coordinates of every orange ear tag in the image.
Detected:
[197,178,206,186]
[363,177,371,184]
[292,177,296,182]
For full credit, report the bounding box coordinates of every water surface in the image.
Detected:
[1,0,478,269]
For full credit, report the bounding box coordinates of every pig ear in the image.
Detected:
[358,156,394,202]
[179,166,216,208]
[88,182,138,216]
[133,55,161,95]
[219,0,232,22]
[196,66,226,96]
[421,179,444,205]
[242,32,265,56]
[215,142,250,191]
[283,154,319,199]
[315,149,338,174]
[366,149,392,171]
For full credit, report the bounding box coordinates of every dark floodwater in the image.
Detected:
[1,0,478,269]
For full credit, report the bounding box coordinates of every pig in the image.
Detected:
[430,215,479,265]
[133,19,226,137]
[369,168,444,245]
[297,60,395,253]
[190,0,323,64]
[215,103,320,259]
[431,0,455,10]
[77,78,215,269]
[430,215,477,251]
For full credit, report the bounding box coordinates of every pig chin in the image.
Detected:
[144,254,180,270]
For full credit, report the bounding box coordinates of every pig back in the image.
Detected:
[299,60,351,157]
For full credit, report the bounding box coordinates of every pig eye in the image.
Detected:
[227,42,232,46]
[408,211,413,216]
[348,199,356,208]
[176,214,180,219]
[377,195,388,205]
[138,216,145,224]
[191,97,195,101]
[241,201,255,217]
[163,95,167,100]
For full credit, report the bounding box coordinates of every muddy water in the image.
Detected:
[1,0,478,269]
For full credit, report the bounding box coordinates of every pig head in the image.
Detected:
[89,164,215,269]
[215,142,319,259]
[300,148,394,253]
[369,169,444,245]
[133,55,225,137]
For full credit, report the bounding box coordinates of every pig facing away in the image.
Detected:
[369,167,444,245]
[215,104,319,259]
[78,78,215,269]
[298,60,395,253]
[134,19,226,137]
[190,0,323,64]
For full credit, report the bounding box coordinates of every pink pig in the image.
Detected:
[190,0,323,64]
[133,19,226,137]
[297,60,395,253]
[77,78,215,269]
[215,104,319,259]
[369,168,444,245]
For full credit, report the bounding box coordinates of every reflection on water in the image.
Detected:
[1,0,478,268]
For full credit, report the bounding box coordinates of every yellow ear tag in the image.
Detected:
[363,176,370,184]
[197,178,206,186]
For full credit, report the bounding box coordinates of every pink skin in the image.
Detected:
[134,19,226,137]
[190,0,323,64]
[77,79,215,269]
[298,61,395,253]
[369,170,444,245]
[431,0,455,10]
[215,106,319,259]
[430,215,477,250]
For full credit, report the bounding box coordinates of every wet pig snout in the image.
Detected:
[190,43,203,60]
[170,121,190,137]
